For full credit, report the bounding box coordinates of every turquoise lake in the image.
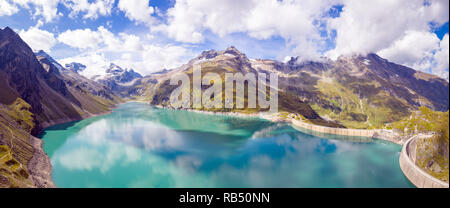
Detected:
[40,102,414,188]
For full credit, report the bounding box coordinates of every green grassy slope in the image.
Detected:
[0,98,36,188]
[149,62,342,128]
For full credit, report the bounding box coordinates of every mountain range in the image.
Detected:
[121,46,449,129]
[0,26,449,187]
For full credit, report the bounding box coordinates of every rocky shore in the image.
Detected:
[27,136,55,188]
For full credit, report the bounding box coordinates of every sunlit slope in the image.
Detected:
[253,53,449,129]
[146,47,341,127]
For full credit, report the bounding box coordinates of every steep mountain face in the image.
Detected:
[1,27,71,134]
[251,53,449,128]
[0,27,120,187]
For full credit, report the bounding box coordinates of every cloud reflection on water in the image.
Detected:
[44,103,412,188]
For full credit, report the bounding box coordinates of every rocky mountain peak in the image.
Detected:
[104,63,142,80]
[106,63,124,74]
[0,26,36,61]
[199,49,218,59]
[0,27,17,39]
[95,63,143,92]
[224,46,244,56]
[34,50,65,72]
[65,62,86,73]
[152,68,171,75]
[34,50,49,57]
[194,46,247,63]
[364,53,390,64]
[286,56,300,65]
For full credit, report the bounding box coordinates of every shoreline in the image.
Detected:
[155,105,445,188]
[152,105,406,144]
[154,105,282,121]
[27,135,55,188]
[38,100,142,131]
[39,100,146,133]
[156,105,410,143]
[30,101,125,188]
[40,109,115,130]
[37,102,434,188]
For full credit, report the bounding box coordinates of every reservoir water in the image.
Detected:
[40,102,414,188]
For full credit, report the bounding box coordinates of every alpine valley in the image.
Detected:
[0,26,449,187]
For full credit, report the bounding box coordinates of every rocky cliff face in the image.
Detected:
[0,27,120,187]
[1,27,76,134]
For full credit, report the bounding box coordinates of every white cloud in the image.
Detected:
[116,44,191,75]
[0,0,19,16]
[57,26,192,76]
[377,31,449,80]
[58,26,147,51]
[156,0,334,59]
[59,49,176,80]
[378,31,440,71]
[58,28,103,49]
[10,0,445,79]
[326,0,449,59]
[5,0,115,22]
[97,26,122,50]
[432,34,449,80]
[244,0,333,59]
[118,0,156,25]
[19,26,57,52]
[58,51,110,79]
[426,0,450,26]
[63,0,115,20]
[322,0,449,79]
[12,0,60,22]
[119,33,144,51]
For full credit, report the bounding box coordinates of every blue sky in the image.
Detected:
[0,0,448,80]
